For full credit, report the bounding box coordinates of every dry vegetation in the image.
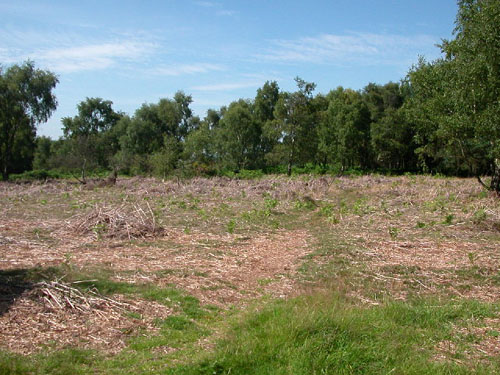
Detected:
[0,174,499,368]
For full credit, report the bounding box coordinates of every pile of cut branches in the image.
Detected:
[32,280,128,313]
[72,203,165,240]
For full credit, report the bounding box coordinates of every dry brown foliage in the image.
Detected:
[72,203,165,240]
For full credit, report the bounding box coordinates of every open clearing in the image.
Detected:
[0,175,499,374]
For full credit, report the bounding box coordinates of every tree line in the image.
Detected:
[1,0,499,192]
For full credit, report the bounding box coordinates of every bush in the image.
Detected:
[219,169,265,179]
[8,169,63,181]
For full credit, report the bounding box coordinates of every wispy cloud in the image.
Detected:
[216,9,237,16]
[194,1,218,7]
[258,32,437,66]
[191,81,262,91]
[33,41,155,73]
[151,63,225,76]
[0,26,157,73]
[194,1,237,17]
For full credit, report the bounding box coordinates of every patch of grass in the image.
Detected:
[0,348,98,375]
[4,265,211,320]
[143,287,206,319]
[175,294,499,375]
[226,219,236,234]
[443,214,454,225]
[388,226,399,239]
[64,270,209,319]
[472,209,487,224]
[130,315,211,352]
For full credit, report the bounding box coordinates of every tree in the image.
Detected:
[174,91,195,138]
[406,0,500,191]
[215,99,262,171]
[362,82,415,171]
[61,97,122,173]
[33,136,54,170]
[254,81,280,123]
[182,109,221,174]
[318,87,371,171]
[63,97,121,137]
[370,107,415,171]
[117,93,195,175]
[0,61,58,179]
[264,77,317,175]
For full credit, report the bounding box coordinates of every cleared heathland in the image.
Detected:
[0,175,499,374]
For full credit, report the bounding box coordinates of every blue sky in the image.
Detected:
[1,0,459,138]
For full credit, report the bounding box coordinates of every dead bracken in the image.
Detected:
[72,203,165,240]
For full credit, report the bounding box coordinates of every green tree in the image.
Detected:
[318,87,371,171]
[362,82,415,171]
[406,0,500,190]
[0,61,58,179]
[33,136,54,170]
[215,99,262,171]
[174,91,195,138]
[370,107,415,171]
[182,109,221,174]
[254,81,280,123]
[117,93,195,175]
[150,135,181,178]
[264,77,317,175]
[60,98,122,174]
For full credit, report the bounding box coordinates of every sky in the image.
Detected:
[1,0,459,139]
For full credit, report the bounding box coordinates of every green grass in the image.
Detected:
[172,294,500,375]
[0,348,98,375]
[4,294,497,375]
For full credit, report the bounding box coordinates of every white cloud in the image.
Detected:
[216,10,237,16]
[259,32,437,66]
[194,1,218,7]
[32,41,155,73]
[0,25,157,73]
[194,1,236,17]
[191,81,261,91]
[152,63,225,76]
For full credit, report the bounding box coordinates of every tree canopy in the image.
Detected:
[0,61,58,179]
[405,0,500,191]
[3,1,499,194]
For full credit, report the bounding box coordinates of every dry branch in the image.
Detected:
[32,280,128,312]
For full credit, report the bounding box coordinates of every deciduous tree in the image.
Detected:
[0,61,58,179]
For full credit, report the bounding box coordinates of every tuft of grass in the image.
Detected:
[388,226,399,239]
[443,214,454,225]
[472,209,487,224]
[226,219,236,234]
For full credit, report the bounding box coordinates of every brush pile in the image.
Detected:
[32,280,128,313]
[72,203,165,240]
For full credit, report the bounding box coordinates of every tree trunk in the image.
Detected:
[1,141,11,181]
[287,139,295,177]
[476,159,500,196]
[490,159,500,195]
